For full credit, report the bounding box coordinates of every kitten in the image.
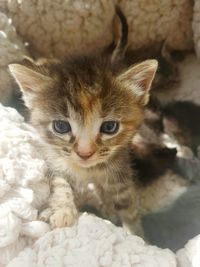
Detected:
[131,142,177,185]
[8,8,184,235]
[162,101,200,153]
[143,99,200,181]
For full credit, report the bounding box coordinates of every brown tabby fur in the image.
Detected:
[8,8,186,236]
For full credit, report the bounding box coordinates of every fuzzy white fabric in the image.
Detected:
[0,0,193,58]
[119,0,193,51]
[0,103,200,267]
[0,104,50,266]
[0,0,115,59]
[6,213,177,267]
[0,12,28,104]
[177,234,200,267]
[0,0,194,105]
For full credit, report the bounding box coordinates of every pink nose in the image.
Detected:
[76,150,95,160]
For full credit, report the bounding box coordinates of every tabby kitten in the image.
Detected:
[9,9,165,235]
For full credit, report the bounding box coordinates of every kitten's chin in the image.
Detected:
[76,159,101,168]
[71,156,107,168]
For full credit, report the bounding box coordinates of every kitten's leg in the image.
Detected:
[112,183,144,236]
[40,176,78,229]
[117,199,144,236]
[117,172,187,236]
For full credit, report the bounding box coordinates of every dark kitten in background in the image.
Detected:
[143,98,200,181]
[144,98,200,153]
[162,101,200,153]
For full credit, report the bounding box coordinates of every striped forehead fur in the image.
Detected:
[28,54,141,119]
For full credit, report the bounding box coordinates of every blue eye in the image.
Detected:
[100,121,119,135]
[53,120,71,134]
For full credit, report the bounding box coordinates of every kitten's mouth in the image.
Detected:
[71,153,107,168]
[75,156,106,168]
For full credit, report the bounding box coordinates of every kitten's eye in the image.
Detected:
[100,121,119,135]
[53,120,71,134]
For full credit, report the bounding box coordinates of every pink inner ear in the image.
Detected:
[23,85,34,92]
[138,71,155,92]
[20,80,35,92]
[27,86,36,93]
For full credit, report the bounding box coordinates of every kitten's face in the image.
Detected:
[30,76,143,168]
[9,57,157,168]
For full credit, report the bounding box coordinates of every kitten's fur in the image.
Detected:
[162,101,200,153]
[145,98,200,153]
[9,9,185,235]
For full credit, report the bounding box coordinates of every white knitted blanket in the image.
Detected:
[0,103,199,267]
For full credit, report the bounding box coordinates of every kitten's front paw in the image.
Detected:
[49,207,78,229]
[39,208,53,222]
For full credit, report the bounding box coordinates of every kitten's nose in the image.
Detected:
[76,150,95,160]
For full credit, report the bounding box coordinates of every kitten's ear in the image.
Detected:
[9,63,52,107]
[117,59,158,105]
[9,63,52,93]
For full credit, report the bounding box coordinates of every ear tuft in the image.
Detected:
[118,59,158,105]
[22,56,35,67]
